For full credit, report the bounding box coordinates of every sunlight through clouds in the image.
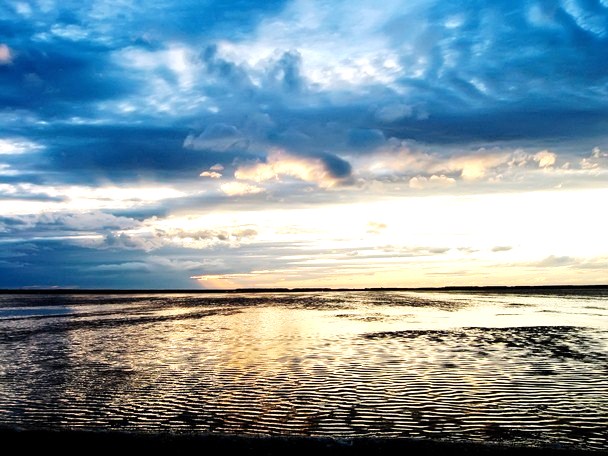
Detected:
[1,0,607,288]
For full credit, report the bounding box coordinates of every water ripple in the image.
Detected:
[0,291,607,450]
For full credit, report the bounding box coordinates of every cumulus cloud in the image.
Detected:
[234,149,352,188]
[533,150,556,168]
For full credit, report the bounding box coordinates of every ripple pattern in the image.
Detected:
[0,291,607,450]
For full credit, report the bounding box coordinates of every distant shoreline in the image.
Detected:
[1,284,606,294]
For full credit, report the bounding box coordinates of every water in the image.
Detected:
[0,290,607,450]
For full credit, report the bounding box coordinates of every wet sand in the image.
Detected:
[1,290,607,451]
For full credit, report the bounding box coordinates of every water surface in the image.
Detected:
[0,290,607,450]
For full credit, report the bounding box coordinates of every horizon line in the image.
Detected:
[1,284,607,294]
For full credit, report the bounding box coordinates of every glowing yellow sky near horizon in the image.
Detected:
[150,187,608,288]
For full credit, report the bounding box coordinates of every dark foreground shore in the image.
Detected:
[1,430,605,455]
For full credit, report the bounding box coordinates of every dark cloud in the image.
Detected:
[316,152,352,178]
[0,40,135,115]
[27,124,254,184]
[269,50,304,92]
[0,240,198,289]
[1,0,607,288]
[348,129,386,149]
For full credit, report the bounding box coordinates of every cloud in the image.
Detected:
[150,223,258,249]
[220,181,265,196]
[1,0,608,288]
[492,246,512,252]
[0,212,139,234]
[367,221,387,234]
[374,103,413,122]
[0,138,43,155]
[200,171,222,178]
[580,147,608,170]
[441,153,512,181]
[91,262,151,272]
[0,182,187,215]
[533,255,577,267]
[184,123,249,152]
[98,232,164,252]
[0,44,12,64]
[409,174,455,189]
[533,150,556,168]
[234,149,352,188]
[166,227,258,243]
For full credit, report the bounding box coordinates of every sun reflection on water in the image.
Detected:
[0,291,606,449]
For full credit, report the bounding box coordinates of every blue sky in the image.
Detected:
[1,0,607,288]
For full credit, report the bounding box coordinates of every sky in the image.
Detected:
[1,0,607,289]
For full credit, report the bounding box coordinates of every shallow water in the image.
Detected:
[0,290,607,450]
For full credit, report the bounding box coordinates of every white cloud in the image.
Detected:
[109,44,206,115]
[220,181,265,196]
[351,143,608,191]
[352,143,513,181]
[200,171,222,178]
[440,152,511,180]
[409,174,455,189]
[0,138,43,154]
[7,211,140,231]
[50,24,89,41]
[14,2,32,16]
[533,150,556,168]
[234,149,345,188]
[0,183,187,215]
[0,164,19,176]
[214,0,411,90]
[145,225,259,250]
